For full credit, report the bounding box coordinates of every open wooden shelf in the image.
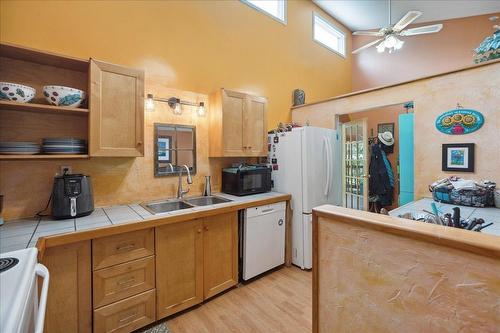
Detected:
[0,154,89,160]
[0,100,89,116]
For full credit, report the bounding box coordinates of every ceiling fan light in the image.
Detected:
[376,42,386,53]
[395,39,404,50]
[385,35,398,48]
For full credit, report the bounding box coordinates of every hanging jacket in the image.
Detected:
[369,143,394,206]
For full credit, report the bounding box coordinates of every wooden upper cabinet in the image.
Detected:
[203,212,238,299]
[209,88,268,157]
[244,95,267,155]
[89,59,144,157]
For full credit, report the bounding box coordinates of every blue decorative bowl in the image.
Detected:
[0,82,36,103]
[43,85,86,108]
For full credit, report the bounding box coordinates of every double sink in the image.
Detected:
[141,195,232,215]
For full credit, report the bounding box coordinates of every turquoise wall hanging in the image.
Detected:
[435,108,484,135]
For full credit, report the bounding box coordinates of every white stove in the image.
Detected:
[0,248,49,333]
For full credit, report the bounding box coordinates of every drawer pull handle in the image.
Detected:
[204,226,209,231]
[117,277,135,286]
[116,243,135,252]
[261,208,274,213]
[118,312,137,324]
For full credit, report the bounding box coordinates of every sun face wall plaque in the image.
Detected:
[435,108,484,135]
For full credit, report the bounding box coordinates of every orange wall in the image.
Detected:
[339,105,405,208]
[352,13,499,90]
[0,0,352,128]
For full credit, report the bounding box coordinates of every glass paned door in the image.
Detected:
[342,119,368,210]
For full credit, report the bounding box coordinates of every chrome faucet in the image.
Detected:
[177,165,193,199]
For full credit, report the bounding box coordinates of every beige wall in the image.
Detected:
[0,0,352,128]
[352,13,499,91]
[315,207,500,333]
[292,62,500,200]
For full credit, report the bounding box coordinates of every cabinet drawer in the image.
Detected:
[94,289,155,333]
[93,256,155,308]
[93,229,154,270]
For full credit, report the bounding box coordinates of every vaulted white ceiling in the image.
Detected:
[314,0,500,31]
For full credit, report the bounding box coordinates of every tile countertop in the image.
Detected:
[0,192,288,254]
[389,198,500,237]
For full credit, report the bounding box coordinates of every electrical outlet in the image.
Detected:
[60,165,72,175]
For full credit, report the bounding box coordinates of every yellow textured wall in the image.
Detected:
[0,0,352,129]
[0,0,352,220]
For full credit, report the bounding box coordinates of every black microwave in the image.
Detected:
[222,165,271,196]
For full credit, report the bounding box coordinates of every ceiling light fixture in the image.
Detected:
[376,34,404,53]
[145,94,206,116]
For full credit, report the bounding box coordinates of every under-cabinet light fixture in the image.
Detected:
[145,94,205,116]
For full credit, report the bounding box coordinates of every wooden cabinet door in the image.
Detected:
[155,219,204,319]
[41,241,92,333]
[243,95,267,155]
[203,212,238,299]
[221,89,246,156]
[89,59,144,157]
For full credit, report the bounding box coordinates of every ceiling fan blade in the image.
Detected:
[352,39,383,54]
[353,31,384,37]
[393,11,422,31]
[400,24,443,36]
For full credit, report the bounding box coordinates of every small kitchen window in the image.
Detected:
[313,13,346,57]
[241,0,286,24]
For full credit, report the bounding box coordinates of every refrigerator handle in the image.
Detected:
[326,137,333,195]
[323,137,331,196]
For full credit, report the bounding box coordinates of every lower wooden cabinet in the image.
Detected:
[41,241,92,333]
[39,211,240,332]
[93,256,155,308]
[93,289,156,333]
[92,228,154,270]
[155,218,204,319]
[203,212,239,299]
[155,212,239,319]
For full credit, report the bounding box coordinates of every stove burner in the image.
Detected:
[0,257,19,273]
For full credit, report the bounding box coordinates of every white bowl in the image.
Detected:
[43,85,86,108]
[0,82,36,103]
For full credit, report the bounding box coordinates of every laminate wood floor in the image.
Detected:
[166,266,312,333]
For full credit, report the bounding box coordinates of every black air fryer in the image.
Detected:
[52,174,94,219]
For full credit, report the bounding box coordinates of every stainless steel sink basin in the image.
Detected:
[141,200,194,214]
[184,196,232,206]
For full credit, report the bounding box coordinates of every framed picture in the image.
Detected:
[157,136,172,162]
[442,143,475,172]
[377,123,394,136]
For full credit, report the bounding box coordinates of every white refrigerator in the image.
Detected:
[268,126,341,269]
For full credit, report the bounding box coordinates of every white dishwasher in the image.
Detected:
[242,201,286,280]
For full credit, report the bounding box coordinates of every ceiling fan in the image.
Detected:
[352,1,443,54]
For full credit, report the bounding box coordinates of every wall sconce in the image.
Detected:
[197,102,206,117]
[145,94,155,112]
[145,94,206,116]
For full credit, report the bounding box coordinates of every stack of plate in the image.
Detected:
[0,142,41,155]
[42,138,87,154]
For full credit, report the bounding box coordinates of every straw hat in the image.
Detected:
[378,131,394,146]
